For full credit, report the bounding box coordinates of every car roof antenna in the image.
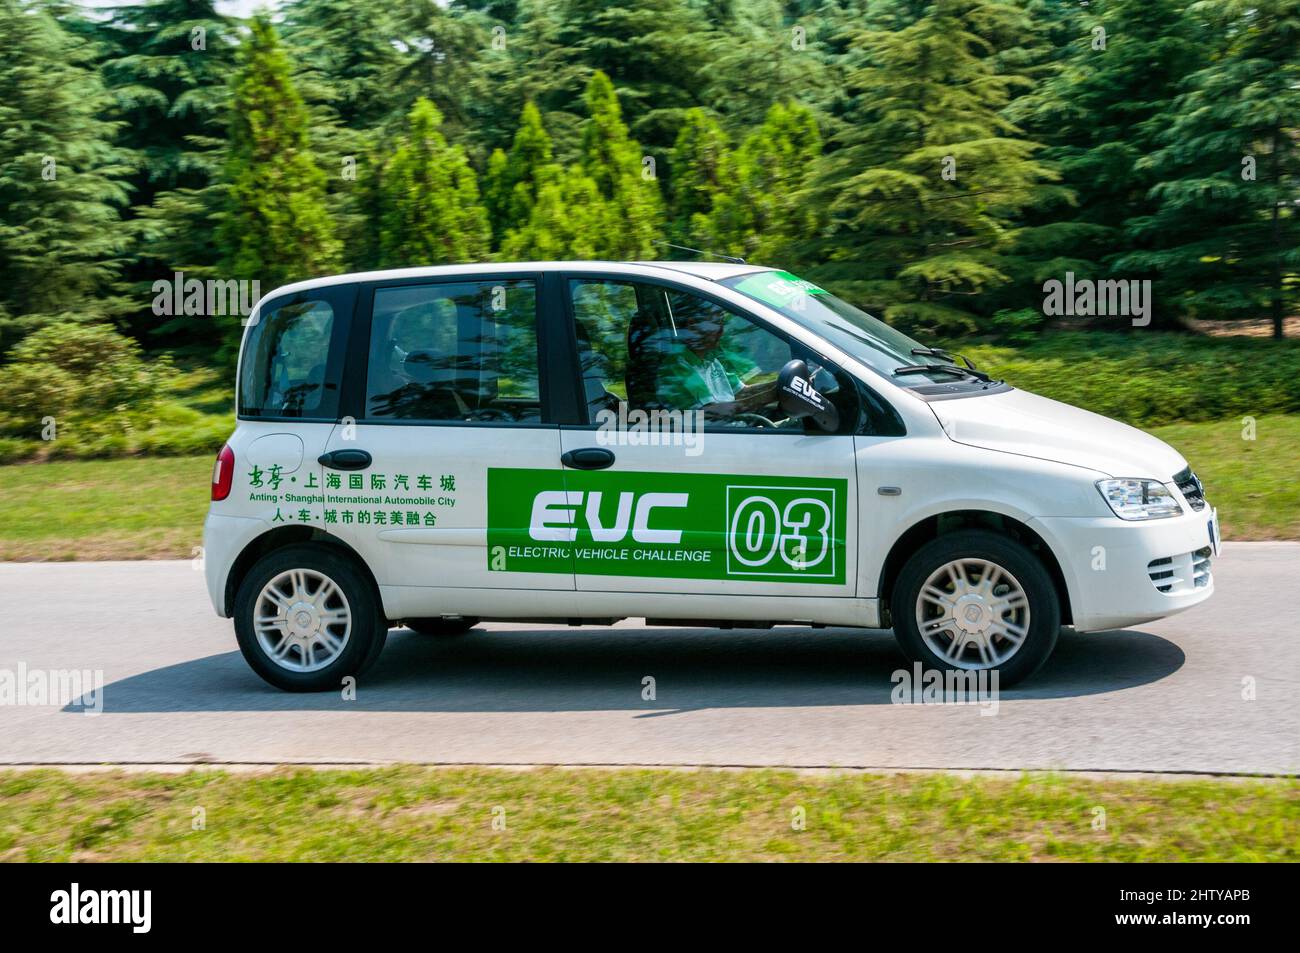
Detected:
[652,241,746,265]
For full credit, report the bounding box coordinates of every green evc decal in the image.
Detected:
[731,270,828,308]
[487,468,847,584]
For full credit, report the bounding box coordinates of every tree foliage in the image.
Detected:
[1,0,1297,364]
[376,98,491,266]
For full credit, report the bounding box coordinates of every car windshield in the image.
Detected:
[719,270,976,386]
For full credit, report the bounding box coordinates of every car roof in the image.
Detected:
[264,260,770,299]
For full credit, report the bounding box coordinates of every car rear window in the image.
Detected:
[363,279,541,424]
[239,297,339,419]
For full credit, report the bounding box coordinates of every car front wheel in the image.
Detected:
[890,530,1060,687]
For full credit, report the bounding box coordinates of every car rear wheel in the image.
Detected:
[234,544,387,692]
[890,530,1059,686]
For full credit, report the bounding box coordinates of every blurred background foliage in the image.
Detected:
[0,0,1297,461]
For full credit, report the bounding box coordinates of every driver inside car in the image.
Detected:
[655,301,780,420]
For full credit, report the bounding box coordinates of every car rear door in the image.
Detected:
[318,272,573,609]
[228,283,357,535]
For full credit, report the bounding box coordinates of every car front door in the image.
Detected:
[539,275,860,600]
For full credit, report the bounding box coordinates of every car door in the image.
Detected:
[230,284,356,535]
[319,274,572,604]
[541,274,860,599]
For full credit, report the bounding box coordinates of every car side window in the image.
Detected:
[240,297,338,419]
[364,279,541,424]
[569,278,798,429]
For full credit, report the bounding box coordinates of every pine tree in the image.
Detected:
[281,0,404,131]
[666,108,730,246]
[99,0,238,345]
[579,70,662,258]
[103,0,236,195]
[806,0,1060,336]
[1121,0,1300,335]
[694,101,822,264]
[552,0,712,152]
[1009,0,1202,328]
[483,101,559,247]
[474,0,713,163]
[219,17,340,293]
[500,168,611,259]
[471,0,589,164]
[698,0,832,133]
[0,0,132,351]
[376,98,491,266]
[383,0,494,152]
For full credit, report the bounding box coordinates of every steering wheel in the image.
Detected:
[730,412,779,429]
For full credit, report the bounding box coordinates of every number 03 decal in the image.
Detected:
[725,486,837,578]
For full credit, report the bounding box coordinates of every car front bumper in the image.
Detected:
[1031,507,1217,632]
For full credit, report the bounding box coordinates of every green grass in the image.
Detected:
[0,456,213,560]
[1151,415,1300,540]
[957,331,1300,427]
[0,768,1292,862]
[0,414,1295,560]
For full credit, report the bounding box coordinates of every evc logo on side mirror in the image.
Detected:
[778,359,840,432]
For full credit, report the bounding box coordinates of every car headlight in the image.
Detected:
[1096,479,1184,520]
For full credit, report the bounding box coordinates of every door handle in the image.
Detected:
[561,447,615,470]
[318,449,372,470]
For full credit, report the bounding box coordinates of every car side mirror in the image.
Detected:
[778,359,840,432]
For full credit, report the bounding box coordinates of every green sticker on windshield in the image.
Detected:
[733,270,828,308]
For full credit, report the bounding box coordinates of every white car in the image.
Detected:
[203,261,1217,691]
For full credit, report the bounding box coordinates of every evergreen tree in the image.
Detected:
[1122,0,1300,335]
[1010,0,1202,328]
[376,98,491,266]
[483,101,559,247]
[666,108,731,246]
[471,0,589,163]
[579,71,662,258]
[500,168,610,259]
[0,0,132,352]
[477,0,713,162]
[281,0,404,131]
[103,0,236,195]
[552,0,712,152]
[99,0,238,344]
[219,17,340,294]
[699,0,832,133]
[384,0,493,152]
[806,0,1060,336]
[694,101,822,264]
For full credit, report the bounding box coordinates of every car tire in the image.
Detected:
[234,544,388,692]
[890,530,1059,687]
[404,617,479,636]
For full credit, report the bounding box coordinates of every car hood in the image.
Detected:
[928,388,1187,480]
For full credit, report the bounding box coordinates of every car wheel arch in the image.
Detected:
[222,526,382,619]
[876,509,1072,627]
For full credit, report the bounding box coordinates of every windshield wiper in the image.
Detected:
[893,363,993,383]
[911,346,955,361]
[912,346,982,371]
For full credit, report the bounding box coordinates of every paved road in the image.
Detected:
[0,544,1296,774]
